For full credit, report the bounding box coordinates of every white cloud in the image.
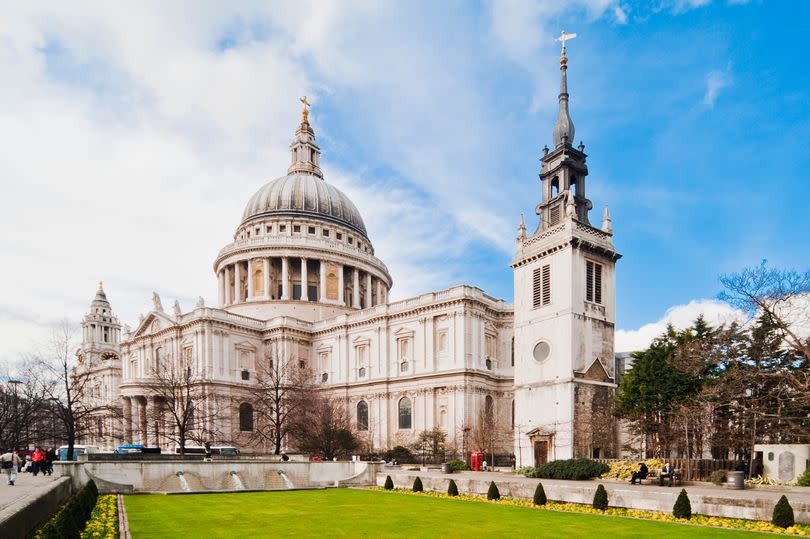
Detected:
[615,299,745,352]
[613,5,629,24]
[703,68,732,107]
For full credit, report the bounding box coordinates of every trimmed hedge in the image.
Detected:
[533,483,547,506]
[447,479,459,496]
[412,476,423,492]
[709,470,727,486]
[523,459,610,481]
[487,481,500,501]
[592,484,608,511]
[772,495,795,528]
[383,475,394,490]
[797,469,810,487]
[33,480,99,539]
[673,489,692,520]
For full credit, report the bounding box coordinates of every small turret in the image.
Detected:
[288,96,323,178]
[601,205,613,234]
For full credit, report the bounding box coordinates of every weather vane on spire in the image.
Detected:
[300,96,310,122]
[557,30,577,55]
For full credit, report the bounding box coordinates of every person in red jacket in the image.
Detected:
[31,447,46,476]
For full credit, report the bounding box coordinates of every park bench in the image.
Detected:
[645,468,681,486]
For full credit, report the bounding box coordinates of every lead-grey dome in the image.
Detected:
[241,173,368,238]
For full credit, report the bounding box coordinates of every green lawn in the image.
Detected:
[124,489,774,538]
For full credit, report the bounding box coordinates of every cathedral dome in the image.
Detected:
[241,173,368,238]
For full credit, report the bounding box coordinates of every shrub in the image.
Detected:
[796,468,810,487]
[772,495,795,528]
[413,476,423,492]
[447,459,469,472]
[533,482,547,506]
[709,470,727,486]
[673,489,692,520]
[592,484,608,511]
[523,458,610,481]
[383,445,415,463]
[33,480,99,539]
[447,479,459,496]
[383,475,394,490]
[487,481,500,500]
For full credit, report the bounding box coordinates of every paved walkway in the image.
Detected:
[0,471,61,513]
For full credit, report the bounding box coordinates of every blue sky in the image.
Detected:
[0,1,808,359]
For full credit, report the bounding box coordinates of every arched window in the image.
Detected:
[239,403,254,432]
[398,397,412,430]
[485,395,494,421]
[357,401,369,431]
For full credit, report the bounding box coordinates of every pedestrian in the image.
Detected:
[1,450,22,486]
[630,462,648,485]
[31,447,46,476]
[482,459,488,472]
[659,462,675,487]
[203,441,212,461]
[44,447,56,476]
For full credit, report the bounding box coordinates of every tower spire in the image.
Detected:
[552,31,576,148]
[288,96,323,178]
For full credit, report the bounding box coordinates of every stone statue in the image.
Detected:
[172,300,182,318]
[566,190,576,217]
[196,296,205,308]
[152,291,164,312]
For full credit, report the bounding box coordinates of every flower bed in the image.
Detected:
[370,487,810,536]
[80,494,119,539]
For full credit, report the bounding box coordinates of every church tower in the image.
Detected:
[512,37,621,466]
[77,282,123,448]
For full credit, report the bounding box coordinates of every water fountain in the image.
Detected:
[175,471,191,492]
[229,470,246,490]
[277,469,295,489]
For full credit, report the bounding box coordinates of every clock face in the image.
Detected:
[533,341,551,363]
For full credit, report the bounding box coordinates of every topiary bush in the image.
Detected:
[447,459,470,472]
[523,458,610,481]
[533,482,547,505]
[384,475,394,490]
[447,479,459,496]
[796,468,810,487]
[772,495,795,528]
[592,484,608,511]
[413,476,423,492]
[709,470,727,486]
[487,481,500,500]
[673,489,692,520]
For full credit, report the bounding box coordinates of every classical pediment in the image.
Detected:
[131,311,177,339]
[575,358,613,383]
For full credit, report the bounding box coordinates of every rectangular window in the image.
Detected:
[336,232,342,240]
[322,229,329,237]
[266,226,272,233]
[308,226,316,234]
[549,205,561,226]
[532,264,551,308]
[293,225,301,233]
[348,236,353,244]
[586,260,603,304]
[280,225,287,232]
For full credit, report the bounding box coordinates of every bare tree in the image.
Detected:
[289,393,357,460]
[0,367,50,451]
[243,350,315,454]
[145,351,223,455]
[467,404,511,467]
[32,321,119,460]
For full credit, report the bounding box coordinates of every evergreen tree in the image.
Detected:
[447,479,458,496]
[383,475,394,490]
[772,496,795,528]
[672,489,691,520]
[592,484,608,511]
[412,476,423,492]
[533,482,547,505]
[487,481,500,500]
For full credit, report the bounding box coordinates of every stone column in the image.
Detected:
[224,266,232,305]
[376,279,383,306]
[234,262,242,303]
[353,268,360,308]
[300,257,308,301]
[122,397,132,444]
[145,397,155,447]
[338,264,345,306]
[319,260,327,302]
[263,258,271,299]
[218,271,225,306]
[281,257,289,300]
[138,397,147,446]
[366,273,372,308]
[247,259,254,299]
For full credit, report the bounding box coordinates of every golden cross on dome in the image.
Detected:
[557,30,577,53]
[300,96,310,121]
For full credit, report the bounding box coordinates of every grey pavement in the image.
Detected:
[0,471,61,513]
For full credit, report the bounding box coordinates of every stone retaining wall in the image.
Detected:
[0,477,72,539]
[378,471,810,524]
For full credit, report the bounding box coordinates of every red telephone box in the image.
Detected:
[470,451,484,471]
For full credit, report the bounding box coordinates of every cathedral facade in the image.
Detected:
[76,47,619,466]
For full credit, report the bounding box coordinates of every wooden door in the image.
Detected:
[534,441,548,466]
